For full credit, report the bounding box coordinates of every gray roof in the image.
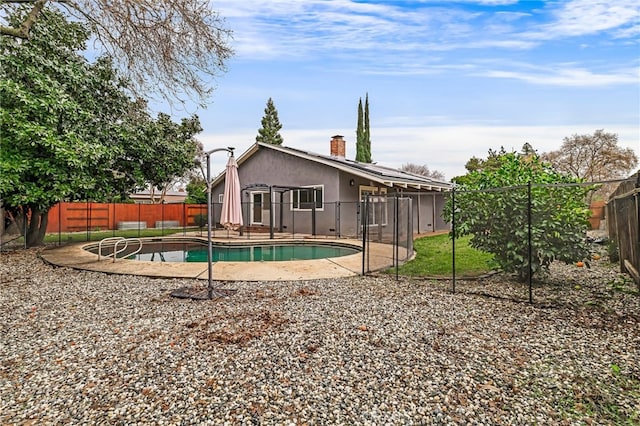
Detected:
[214,142,451,192]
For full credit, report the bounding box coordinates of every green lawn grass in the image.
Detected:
[392,233,494,277]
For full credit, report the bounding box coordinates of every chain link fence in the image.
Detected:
[3,178,635,302]
[361,194,413,276]
[1,197,416,278]
[445,179,638,303]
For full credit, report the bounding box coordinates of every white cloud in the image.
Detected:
[484,66,640,86]
[522,0,640,40]
[612,24,640,39]
[550,0,640,37]
[219,0,639,61]
[214,0,637,93]
[216,0,533,60]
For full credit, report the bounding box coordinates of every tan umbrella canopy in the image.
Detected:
[220,154,243,230]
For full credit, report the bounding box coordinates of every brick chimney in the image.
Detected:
[330,135,346,158]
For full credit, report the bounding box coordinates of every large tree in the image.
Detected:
[364,93,371,162]
[449,145,591,281]
[355,94,372,163]
[185,176,207,204]
[356,98,365,161]
[0,8,199,245]
[542,130,638,202]
[133,112,202,203]
[1,9,127,246]
[401,163,445,181]
[0,0,233,106]
[542,130,638,182]
[255,98,283,145]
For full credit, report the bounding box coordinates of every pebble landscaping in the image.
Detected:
[1,248,639,424]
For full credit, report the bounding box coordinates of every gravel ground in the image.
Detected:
[1,248,639,425]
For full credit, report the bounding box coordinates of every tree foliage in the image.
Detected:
[355,94,371,162]
[542,129,638,181]
[255,98,283,145]
[133,111,202,202]
[542,130,638,201]
[401,163,445,181]
[185,176,207,204]
[463,147,507,176]
[1,8,129,245]
[356,98,365,161]
[0,0,233,106]
[0,7,201,245]
[364,93,371,162]
[448,145,592,281]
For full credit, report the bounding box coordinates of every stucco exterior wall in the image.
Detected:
[406,192,450,234]
[210,145,450,237]
[212,147,345,235]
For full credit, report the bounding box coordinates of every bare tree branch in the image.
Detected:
[1,0,233,106]
[542,129,639,200]
[1,0,49,38]
[401,163,446,181]
[542,130,638,182]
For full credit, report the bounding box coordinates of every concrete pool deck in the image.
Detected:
[39,235,410,281]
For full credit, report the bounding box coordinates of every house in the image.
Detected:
[210,135,451,237]
[129,188,188,204]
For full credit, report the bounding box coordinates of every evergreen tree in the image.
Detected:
[355,98,365,161]
[355,94,372,162]
[256,98,283,145]
[364,93,371,162]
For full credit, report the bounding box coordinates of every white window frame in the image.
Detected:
[218,194,224,203]
[290,185,324,211]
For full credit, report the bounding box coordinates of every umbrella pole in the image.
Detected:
[204,147,235,300]
[206,152,214,299]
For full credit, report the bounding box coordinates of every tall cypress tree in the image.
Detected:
[364,93,371,162]
[355,97,365,161]
[256,97,283,145]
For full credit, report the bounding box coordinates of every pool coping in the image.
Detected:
[39,236,409,282]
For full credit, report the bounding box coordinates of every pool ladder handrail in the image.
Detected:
[97,237,143,262]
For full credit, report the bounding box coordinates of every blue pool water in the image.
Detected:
[118,241,360,262]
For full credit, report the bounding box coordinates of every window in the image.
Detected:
[218,194,224,203]
[291,185,324,211]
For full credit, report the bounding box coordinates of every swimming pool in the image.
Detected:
[86,238,361,262]
[41,237,399,281]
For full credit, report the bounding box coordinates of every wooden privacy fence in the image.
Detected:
[46,202,208,233]
[607,171,640,284]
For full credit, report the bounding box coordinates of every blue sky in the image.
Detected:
[174,0,639,180]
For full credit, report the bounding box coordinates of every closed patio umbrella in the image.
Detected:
[220,154,243,230]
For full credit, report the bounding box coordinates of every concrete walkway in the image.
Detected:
[40,236,409,282]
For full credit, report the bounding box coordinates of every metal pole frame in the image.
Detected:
[361,195,368,276]
[205,147,235,300]
[452,187,456,294]
[527,181,533,303]
[395,194,399,281]
[269,186,274,240]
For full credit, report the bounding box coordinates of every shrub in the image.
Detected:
[447,147,592,281]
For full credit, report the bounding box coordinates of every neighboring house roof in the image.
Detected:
[130,189,187,203]
[213,142,451,191]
